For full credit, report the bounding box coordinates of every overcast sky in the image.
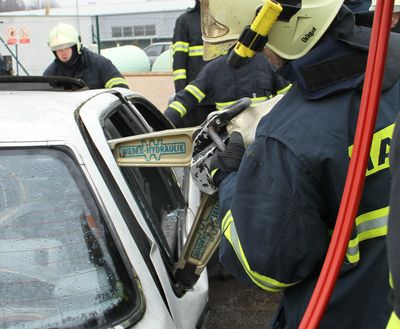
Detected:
[23,0,145,8]
[57,0,143,6]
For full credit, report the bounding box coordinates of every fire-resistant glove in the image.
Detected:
[209,131,245,187]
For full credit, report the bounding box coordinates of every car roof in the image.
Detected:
[0,88,129,143]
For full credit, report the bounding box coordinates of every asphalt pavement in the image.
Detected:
[207,273,282,328]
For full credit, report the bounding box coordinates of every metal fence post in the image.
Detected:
[95,16,100,54]
[15,44,19,75]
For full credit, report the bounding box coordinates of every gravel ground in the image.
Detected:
[207,274,282,329]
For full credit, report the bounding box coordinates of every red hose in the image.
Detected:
[298,1,394,328]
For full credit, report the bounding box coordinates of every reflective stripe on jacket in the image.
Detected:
[172,4,206,93]
[388,99,400,329]
[217,35,400,328]
[43,47,129,90]
[165,52,290,120]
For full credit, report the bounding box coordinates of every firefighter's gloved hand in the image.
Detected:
[210,131,245,187]
[164,107,181,128]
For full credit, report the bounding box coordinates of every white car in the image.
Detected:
[0,76,209,329]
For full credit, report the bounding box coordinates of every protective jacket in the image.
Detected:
[387,114,400,329]
[172,2,206,93]
[43,47,129,89]
[165,52,290,126]
[217,9,400,329]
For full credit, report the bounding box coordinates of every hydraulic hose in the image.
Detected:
[298,0,394,328]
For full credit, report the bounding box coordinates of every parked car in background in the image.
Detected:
[0,76,207,329]
[143,42,172,67]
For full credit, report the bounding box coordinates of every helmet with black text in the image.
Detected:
[201,0,345,60]
[48,23,82,54]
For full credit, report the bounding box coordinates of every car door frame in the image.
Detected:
[77,90,208,329]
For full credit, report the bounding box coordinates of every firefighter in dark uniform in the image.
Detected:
[171,0,214,127]
[165,51,290,127]
[387,0,400,320]
[44,23,129,90]
[388,112,400,329]
[204,0,400,328]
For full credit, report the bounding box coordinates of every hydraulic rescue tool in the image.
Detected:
[109,95,282,287]
[108,0,287,290]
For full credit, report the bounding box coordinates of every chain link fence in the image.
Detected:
[0,11,181,75]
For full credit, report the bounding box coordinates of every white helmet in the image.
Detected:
[370,0,400,12]
[201,0,344,60]
[48,23,82,54]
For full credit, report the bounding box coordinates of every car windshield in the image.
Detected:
[0,148,142,329]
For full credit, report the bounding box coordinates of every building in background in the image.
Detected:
[0,0,192,75]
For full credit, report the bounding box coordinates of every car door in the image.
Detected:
[78,90,207,329]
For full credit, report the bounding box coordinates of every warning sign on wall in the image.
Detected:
[19,27,30,44]
[6,27,17,45]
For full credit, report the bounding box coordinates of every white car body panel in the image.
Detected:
[0,87,207,329]
[80,92,208,329]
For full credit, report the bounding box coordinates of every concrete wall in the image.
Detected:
[124,72,174,112]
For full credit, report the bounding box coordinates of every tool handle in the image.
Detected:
[228,0,282,68]
[208,97,252,151]
[214,97,252,126]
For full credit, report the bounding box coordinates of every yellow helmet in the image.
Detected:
[370,0,400,12]
[201,0,344,60]
[48,23,82,54]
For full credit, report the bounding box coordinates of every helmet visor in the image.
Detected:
[201,0,229,39]
[50,42,76,52]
